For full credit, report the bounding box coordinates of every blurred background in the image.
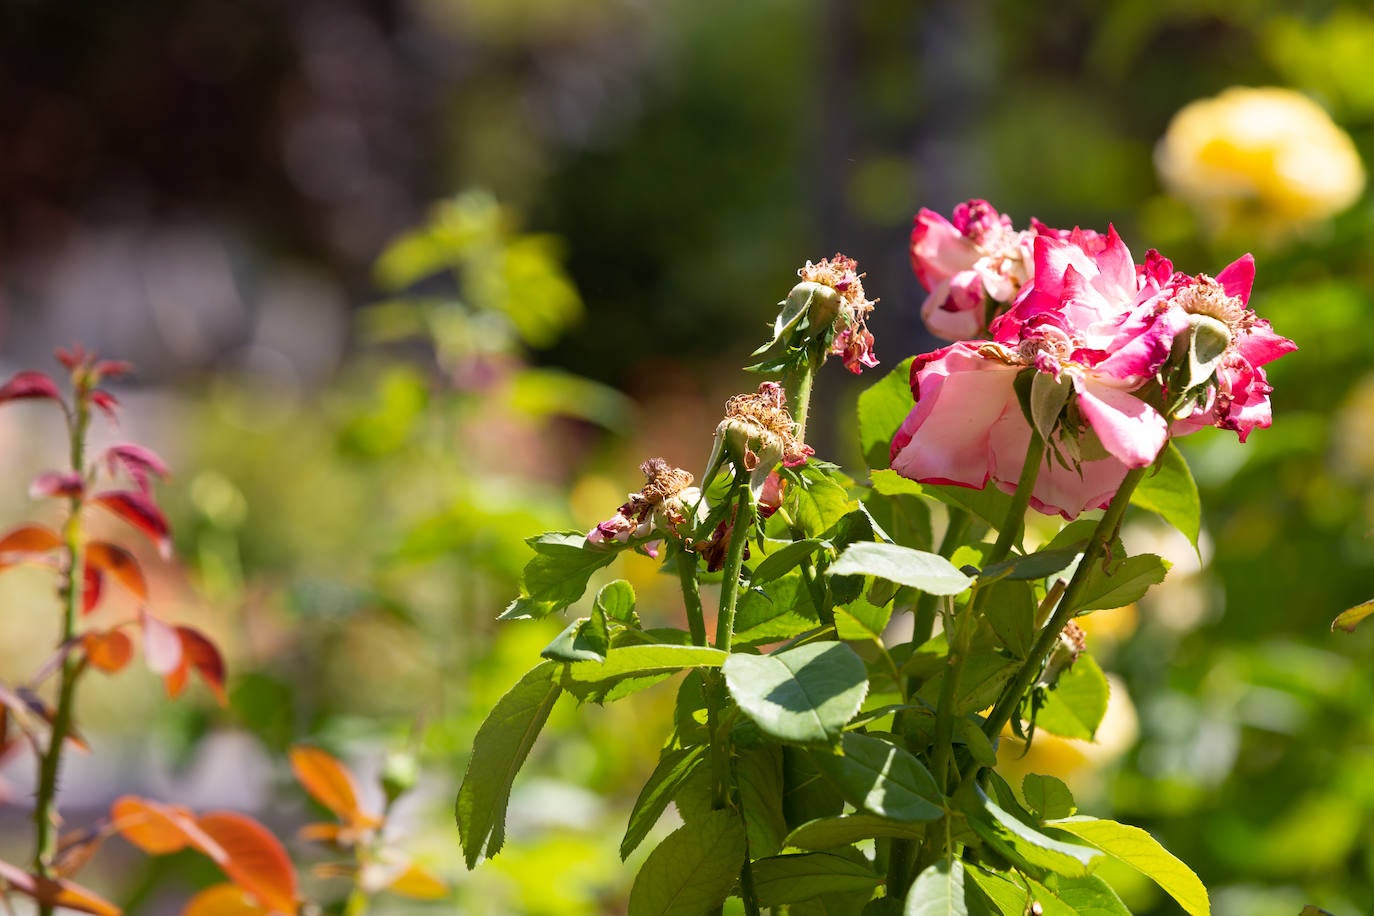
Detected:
[2,0,1374,913]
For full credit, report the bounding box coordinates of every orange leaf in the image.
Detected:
[110,796,225,860]
[288,747,373,826]
[0,524,63,556]
[386,863,448,900]
[0,858,120,916]
[183,883,269,916]
[196,812,298,916]
[86,542,148,600]
[54,826,106,878]
[175,627,228,706]
[83,564,104,615]
[296,823,347,844]
[82,631,134,674]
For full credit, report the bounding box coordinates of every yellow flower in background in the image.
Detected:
[1156,87,1365,238]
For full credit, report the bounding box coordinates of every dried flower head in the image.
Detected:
[797,255,879,373]
[717,382,814,471]
[587,458,700,548]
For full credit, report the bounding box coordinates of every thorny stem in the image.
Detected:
[713,483,756,655]
[989,432,1045,565]
[781,344,822,445]
[975,463,1151,752]
[677,550,708,647]
[33,389,90,896]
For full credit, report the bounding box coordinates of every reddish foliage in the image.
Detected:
[86,541,148,601]
[0,858,120,916]
[82,630,135,674]
[0,370,63,405]
[91,490,172,559]
[30,472,85,500]
[102,444,169,492]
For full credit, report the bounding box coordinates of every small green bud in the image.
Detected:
[380,751,419,805]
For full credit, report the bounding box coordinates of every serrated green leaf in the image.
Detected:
[751,852,883,906]
[964,865,1030,915]
[1131,442,1200,550]
[1332,598,1374,633]
[1030,372,1073,442]
[979,549,1080,584]
[870,469,925,497]
[595,579,638,624]
[734,570,822,645]
[810,733,944,822]
[627,810,746,916]
[792,468,859,537]
[738,745,789,857]
[455,662,562,868]
[1067,554,1170,613]
[1048,816,1210,915]
[829,543,973,596]
[784,813,926,850]
[621,745,707,860]
[834,599,895,644]
[561,645,727,702]
[981,579,1035,659]
[904,858,967,916]
[724,643,869,746]
[961,786,1101,877]
[1032,873,1131,916]
[753,539,828,584]
[500,532,618,620]
[1037,653,1110,740]
[859,357,916,470]
[540,614,609,662]
[1022,774,1076,822]
[784,745,846,829]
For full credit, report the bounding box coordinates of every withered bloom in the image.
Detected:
[587,458,700,551]
[716,382,814,473]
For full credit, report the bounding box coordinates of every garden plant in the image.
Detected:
[458,201,1296,914]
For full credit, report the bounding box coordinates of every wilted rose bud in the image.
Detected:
[795,255,879,374]
[713,382,813,475]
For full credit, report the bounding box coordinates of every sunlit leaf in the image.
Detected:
[622,745,707,860]
[289,746,376,827]
[1332,599,1374,633]
[809,733,944,822]
[456,662,562,868]
[627,810,745,916]
[828,542,973,596]
[784,814,925,850]
[1036,653,1110,741]
[1130,442,1200,550]
[960,787,1100,877]
[724,642,868,746]
[196,812,299,915]
[1066,554,1170,614]
[111,796,224,860]
[904,858,966,916]
[183,883,268,916]
[1022,774,1076,822]
[1048,816,1209,915]
[500,532,617,620]
[0,858,120,916]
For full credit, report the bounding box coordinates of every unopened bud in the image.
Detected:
[380,751,419,805]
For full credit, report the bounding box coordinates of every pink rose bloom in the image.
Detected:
[910,200,1035,341]
[1159,254,1297,442]
[892,228,1187,519]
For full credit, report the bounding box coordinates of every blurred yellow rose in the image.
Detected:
[1156,87,1365,238]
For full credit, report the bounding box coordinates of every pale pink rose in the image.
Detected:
[910,200,1035,341]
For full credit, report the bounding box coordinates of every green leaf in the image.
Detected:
[952,716,998,767]
[621,746,707,860]
[829,543,973,596]
[858,357,916,470]
[627,810,746,916]
[791,467,858,537]
[724,642,869,746]
[783,746,846,829]
[964,865,1030,915]
[753,539,828,584]
[1033,874,1131,916]
[864,488,934,552]
[594,579,638,624]
[1130,442,1200,550]
[1048,816,1210,915]
[870,469,925,497]
[784,814,926,850]
[904,858,967,916]
[1067,554,1170,614]
[1022,774,1077,822]
[960,786,1101,877]
[734,570,822,645]
[980,580,1035,659]
[1037,653,1110,740]
[540,614,610,662]
[1332,598,1374,633]
[751,853,883,906]
[500,532,617,620]
[810,733,944,822]
[834,599,895,644]
[561,645,727,702]
[455,662,562,868]
[1030,372,1073,442]
[979,549,1080,584]
[737,745,789,857]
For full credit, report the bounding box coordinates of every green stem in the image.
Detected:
[911,508,971,644]
[714,485,756,654]
[677,550,708,647]
[33,395,89,894]
[976,464,1150,750]
[928,598,971,791]
[782,345,823,444]
[988,432,1045,565]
